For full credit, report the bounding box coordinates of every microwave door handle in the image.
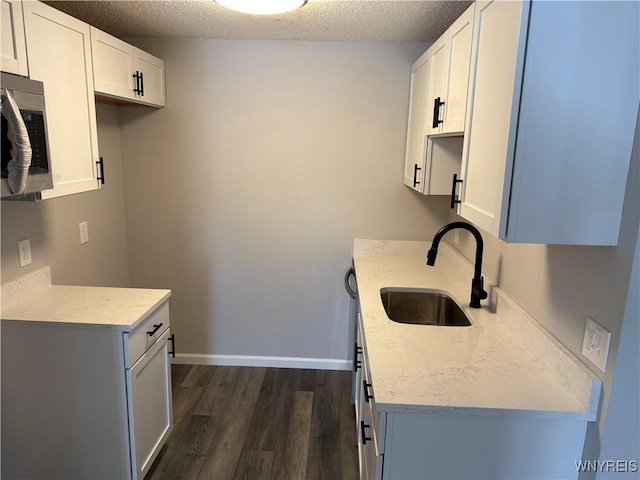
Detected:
[0,90,31,195]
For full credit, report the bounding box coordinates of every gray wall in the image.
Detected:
[1,104,130,287]
[448,107,640,467]
[118,39,449,363]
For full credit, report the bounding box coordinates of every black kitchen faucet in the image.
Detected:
[426,221,488,308]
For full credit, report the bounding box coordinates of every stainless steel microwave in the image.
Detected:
[1,72,53,198]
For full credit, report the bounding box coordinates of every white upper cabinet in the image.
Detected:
[440,6,474,134]
[458,0,639,245]
[91,27,136,101]
[23,0,100,199]
[133,48,165,107]
[403,4,473,195]
[426,4,474,136]
[92,27,165,107]
[403,52,431,192]
[423,38,447,136]
[1,0,28,76]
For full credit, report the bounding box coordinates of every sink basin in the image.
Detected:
[380,289,471,326]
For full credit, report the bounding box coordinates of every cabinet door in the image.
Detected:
[424,39,447,136]
[91,27,135,101]
[458,0,528,236]
[127,328,173,480]
[402,52,431,192]
[133,48,165,107]
[23,1,100,199]
[1,0,28,76]
[353,321,363,419]
[442,5,474,133]
[355,314,366,478]
[362,404,384,480]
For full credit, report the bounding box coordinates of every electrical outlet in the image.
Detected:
[79,221,89,244]
[581,317,611,373]
[17,239,32,267]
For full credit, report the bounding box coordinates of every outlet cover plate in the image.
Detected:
[581,316,611,373]
[18,238,32,267]
[79,221,89,245]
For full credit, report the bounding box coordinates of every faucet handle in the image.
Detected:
[470,276,488,308]
[477,276,488,300]
[474,277,489,300]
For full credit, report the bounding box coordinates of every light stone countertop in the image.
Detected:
[1,267,171,331]
[354,239,601,420]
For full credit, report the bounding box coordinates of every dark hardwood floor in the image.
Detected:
[147,365,359,480]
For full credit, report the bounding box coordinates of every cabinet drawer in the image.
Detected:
[125,301,170,368]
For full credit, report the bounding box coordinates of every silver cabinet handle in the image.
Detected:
[344,267,357,299]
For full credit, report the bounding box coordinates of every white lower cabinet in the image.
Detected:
[381,413,587,480]
[1,300,173,479]
[355,314,386,480]
[127,326,173,479]
[354,313,589,480]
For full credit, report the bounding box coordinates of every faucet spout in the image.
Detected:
[426,221,488,308]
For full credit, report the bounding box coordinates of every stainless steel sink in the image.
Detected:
[380,289,471,326]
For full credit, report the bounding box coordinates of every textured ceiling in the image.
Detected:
[44,0,473,43]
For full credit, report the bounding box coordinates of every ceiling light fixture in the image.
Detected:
[215,0,307,15]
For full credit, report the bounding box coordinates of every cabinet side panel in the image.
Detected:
[508,1,640,245]
[386,413,586,480]
[1,322,131,479]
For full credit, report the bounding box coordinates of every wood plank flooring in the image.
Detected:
[147,365,358,480]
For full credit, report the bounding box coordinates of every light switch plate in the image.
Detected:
[79,221,89,244]
[581,317,611,373]
[18,239,32,267]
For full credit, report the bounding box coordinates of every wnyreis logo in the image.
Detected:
[575,460,638,473]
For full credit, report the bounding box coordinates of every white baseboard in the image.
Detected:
[172,353,351,371]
